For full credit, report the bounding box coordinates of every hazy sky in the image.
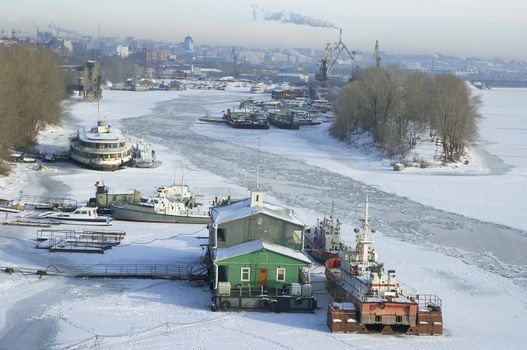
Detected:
[1,0,525,59]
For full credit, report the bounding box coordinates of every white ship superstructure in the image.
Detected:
[70,121,132,171]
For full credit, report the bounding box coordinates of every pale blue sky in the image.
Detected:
[1,0,525,59]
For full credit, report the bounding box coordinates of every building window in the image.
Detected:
[217,228,226,242]
[241,267,250,282]
[218,266,227,282]
[276,268,286,282]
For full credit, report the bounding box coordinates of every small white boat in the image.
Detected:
[133,139,156,168]
[43,207,112,226]
[0,206,20,213]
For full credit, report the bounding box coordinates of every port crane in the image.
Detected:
[316,29,356,86]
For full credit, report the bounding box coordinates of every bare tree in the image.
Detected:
[0,44,65,174]
[332,68,480,163]
[430,75,480,162]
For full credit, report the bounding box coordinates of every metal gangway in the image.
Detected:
[69,263,208,280]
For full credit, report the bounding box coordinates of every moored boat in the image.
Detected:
[132,139,156,168]
[41,207,112,226]
[304,214,344,262]
[69,121,133,171]
[325,199,443,335]
[110,183,209,224]
[267,111,300,130]
[225,110,269,129]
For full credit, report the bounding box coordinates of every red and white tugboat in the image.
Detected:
[325,199,443,335]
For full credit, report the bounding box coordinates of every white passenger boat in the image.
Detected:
[70,121,133,171]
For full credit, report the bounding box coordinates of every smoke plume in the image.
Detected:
[251,5,339,29]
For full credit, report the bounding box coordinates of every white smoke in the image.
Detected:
[251,5,339,29]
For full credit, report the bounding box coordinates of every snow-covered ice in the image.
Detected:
[1,88,526,349]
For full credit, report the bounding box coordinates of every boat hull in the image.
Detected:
[324,261,442,335]
[226,120,269,129]
[69,155,132,171]
[269,119,300,130]
[111,202,210,224]
[46,217,112,226]
[303,236,338,263]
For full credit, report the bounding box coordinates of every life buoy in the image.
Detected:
[379,302,386,309]
[220,300,231,310]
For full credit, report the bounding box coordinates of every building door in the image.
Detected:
[258,269,268,286]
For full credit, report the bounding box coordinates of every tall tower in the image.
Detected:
[374,40,381,68]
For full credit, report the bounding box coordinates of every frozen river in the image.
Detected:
[122,91,527,287]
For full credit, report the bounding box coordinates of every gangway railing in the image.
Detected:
[69,263,207,280]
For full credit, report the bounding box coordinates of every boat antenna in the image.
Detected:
[330,200,335,218]
[97,99,100,122]
[256,136,261,189]
[364,196,369,236]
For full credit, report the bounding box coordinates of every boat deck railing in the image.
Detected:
[417,294,442,310]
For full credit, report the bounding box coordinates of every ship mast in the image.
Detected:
[356,196,374,265]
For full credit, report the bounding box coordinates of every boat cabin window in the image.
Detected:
[276,268,286,282]
[396,316,403,323]
[375,315,382,323]
[240,267,250,282]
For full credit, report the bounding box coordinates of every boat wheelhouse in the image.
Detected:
[304,214,344,262]
[70,121,132,171]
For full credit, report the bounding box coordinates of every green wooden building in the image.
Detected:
[214,239,311,289]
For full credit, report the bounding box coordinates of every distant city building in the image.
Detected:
[274,73,309,85]
[183,35,194,52]
[116,45,129,57]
